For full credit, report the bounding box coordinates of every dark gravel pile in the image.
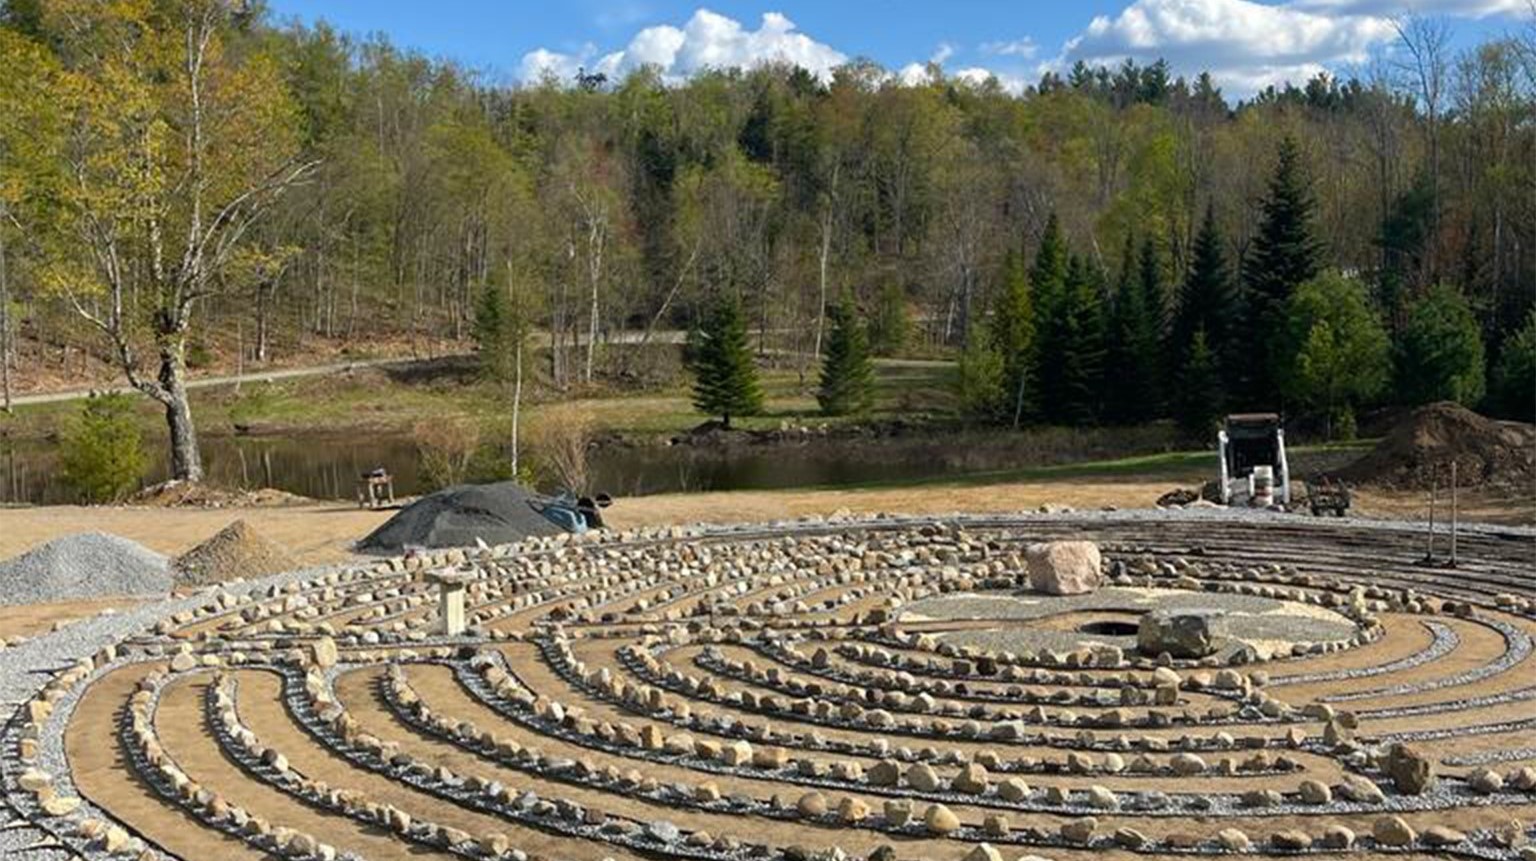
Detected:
[0,533,171,602]
[174,519,297,587]
[357,481,563,552]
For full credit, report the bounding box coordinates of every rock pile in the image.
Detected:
[174,520,296,587]
[0,533,170,602]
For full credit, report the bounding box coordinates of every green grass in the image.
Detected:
[0,354,959,442]
[785,439,1379,493]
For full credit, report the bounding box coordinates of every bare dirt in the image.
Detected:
[1340,401,1536,492]
[173,518,298,587]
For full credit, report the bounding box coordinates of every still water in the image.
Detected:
[0,432,1064,505]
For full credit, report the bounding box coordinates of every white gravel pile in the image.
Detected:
[0,532,171,603]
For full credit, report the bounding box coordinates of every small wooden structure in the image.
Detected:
[357,469,395,509]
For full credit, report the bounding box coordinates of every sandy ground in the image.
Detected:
[0,479,1526,571]
[0,478,1525,640]
[0,478,1187,571]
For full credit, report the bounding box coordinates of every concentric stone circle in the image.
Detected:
[3,510,1536,861]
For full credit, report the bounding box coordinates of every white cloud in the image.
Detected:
[1045,0,1527,97]
[518,8,846,84]
[981,37,1039,59]
[931,42,956,65]
[897,62,934,86]
[953,67,1031,93]
[1287,0,1525,16]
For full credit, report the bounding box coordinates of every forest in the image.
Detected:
[0,0,1533,483]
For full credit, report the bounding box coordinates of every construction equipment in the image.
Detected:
[1217,413,1291,507]
[1304,474,1352,517]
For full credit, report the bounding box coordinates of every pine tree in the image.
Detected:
[1242,136,1324,405]
[957,322,1006,421]
[1175,205,1240,397]
[690,293,763,427]
[990,249,1037,426]
[868,281,910,356]
[473,283,513,382]
[1030,214,1070,320]
[1050,254,1106,425]
[1175,328,1224,440]
[1107,235,1166,422]
[817,291,875,416]
[1031,215,1074,423]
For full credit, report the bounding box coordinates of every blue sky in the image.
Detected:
[265,0,1529,95]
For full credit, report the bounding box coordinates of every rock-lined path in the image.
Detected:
[4,509,1536,861]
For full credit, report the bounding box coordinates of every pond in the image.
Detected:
[0,428,1200,506]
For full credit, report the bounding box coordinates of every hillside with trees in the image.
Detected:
[1,1,1533,481]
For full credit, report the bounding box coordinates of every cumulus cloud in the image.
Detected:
[1056,0,1394,92]
[1046,0,1525,96]
[519,8,846,84]
[1287,0,1525,16]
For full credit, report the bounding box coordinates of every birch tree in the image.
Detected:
[43,0,314,480]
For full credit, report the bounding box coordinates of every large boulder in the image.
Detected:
[1025,541,1102,595]
[1137,608,1231,658]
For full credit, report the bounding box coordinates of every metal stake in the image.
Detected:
[1424,480,1436,563]
[1449,461,1459,567]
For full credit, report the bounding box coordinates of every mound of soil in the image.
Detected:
[175,520,297,587]
[1338,402,1535,491]
[0,533,170,602]
[357,481,562,553]
[132,481,311,509]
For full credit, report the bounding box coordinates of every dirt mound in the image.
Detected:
[1338,402,1535,490]
[174,519,297,587]
[0,533,170,602]
[357,481,562,553]
[132,481,311,509]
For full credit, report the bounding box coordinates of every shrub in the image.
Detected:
[59,393,146,503]
[413,417,480,490]
[526,403,595,495]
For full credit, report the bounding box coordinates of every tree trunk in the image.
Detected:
[158,343,204,482]
[511,339,523,476]
[0,231,11,414]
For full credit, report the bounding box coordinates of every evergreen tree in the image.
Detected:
[1242,136,1324,405]
[1394,284,1487,406]
[1491,309,1536,421]
[689,293,763,427]
[990,249,1037,426]
[59,393,146,503]
[817,291,875,416]
[1107,235,1166,422]
[868,281,910,356]
[1175,328,1224,440]
[1174,205,1239,375]
[473,283,514,382]
[956,322,1006,422]
[1048,254,1106,425]
[1029,214,1070,319]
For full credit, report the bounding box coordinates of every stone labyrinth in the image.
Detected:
[6,512,1536,861]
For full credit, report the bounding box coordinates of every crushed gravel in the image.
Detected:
[357,481,563,552]
[174,519,296,587]
[0,532,170,603]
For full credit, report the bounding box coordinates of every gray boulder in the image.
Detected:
[1137,608,1231,658]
